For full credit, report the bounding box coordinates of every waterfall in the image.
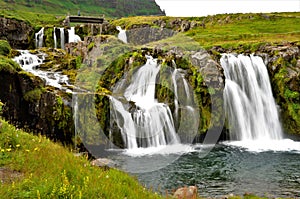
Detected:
[110,56,180,149]
[53,27,57,49]
[60,28,65,49]
[172,62,193,123]
[116,26,127,43]
[35,27,44,48]
[13,50,71,92]
[221,54,283,141]
[68,27,82,43]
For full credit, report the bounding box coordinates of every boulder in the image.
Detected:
[91,158,116,169]
[173,186,197,199]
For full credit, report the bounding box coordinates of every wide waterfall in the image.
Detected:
[35,27,44,48]
[110,56,181,149]
[221,54,283,141]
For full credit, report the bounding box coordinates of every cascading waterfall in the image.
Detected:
[35,27,44,48]
[171,61,193,122]
[221,54,283,141]
[13,50,72,92]
[110,56,180,149]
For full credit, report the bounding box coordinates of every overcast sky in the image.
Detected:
[155,0,300,17]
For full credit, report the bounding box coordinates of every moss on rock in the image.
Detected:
[0,40,11,56]
[0,56,22,73]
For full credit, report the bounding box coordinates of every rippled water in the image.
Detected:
[109,143,300,198]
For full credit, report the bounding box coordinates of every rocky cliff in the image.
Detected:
[0,17,34,49]
[0,44,75,144]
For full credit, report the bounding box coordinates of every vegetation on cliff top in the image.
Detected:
[111,12,300,49]
[0,40,11,56]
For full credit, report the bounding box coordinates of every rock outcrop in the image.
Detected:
[0,17,33,49]
[0,54,75,144]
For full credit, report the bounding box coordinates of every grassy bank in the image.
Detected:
[0,118,162,198]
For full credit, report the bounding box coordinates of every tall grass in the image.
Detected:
[0,119,162,199]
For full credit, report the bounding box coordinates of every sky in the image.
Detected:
[155,0,300,17]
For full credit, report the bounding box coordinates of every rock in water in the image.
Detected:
[173,186,197,199]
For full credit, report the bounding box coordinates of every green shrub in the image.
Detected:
[0,56,22,73]
[0,101,3,116]
[0,40,11,56]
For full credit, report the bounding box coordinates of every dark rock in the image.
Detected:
[0,68,74,144]
[0,17,33,49]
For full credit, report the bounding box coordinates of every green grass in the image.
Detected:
[0,0,163,20]
[185,13,300,48]
[0,119,163,199]
[111,12,300,49]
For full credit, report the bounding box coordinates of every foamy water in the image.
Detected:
[123,144,195,157]
[223,139,300,153]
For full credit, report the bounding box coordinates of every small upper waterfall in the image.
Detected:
[60,28,65,49]
[116,26,127,43]
[68,27,81,43]
[35,27,44,48]
[110,56,180,149]
[221,54,283,141]
[53,27,57,49]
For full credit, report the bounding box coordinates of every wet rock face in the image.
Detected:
[0,17,33,49]
[0,69,74,144]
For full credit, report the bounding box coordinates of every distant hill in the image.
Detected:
[0,0,165,17]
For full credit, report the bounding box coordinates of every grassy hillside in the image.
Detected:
[111,12,300,49]
[186,12,300,48]
[0,0,164,18]
[0,118,163,198]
